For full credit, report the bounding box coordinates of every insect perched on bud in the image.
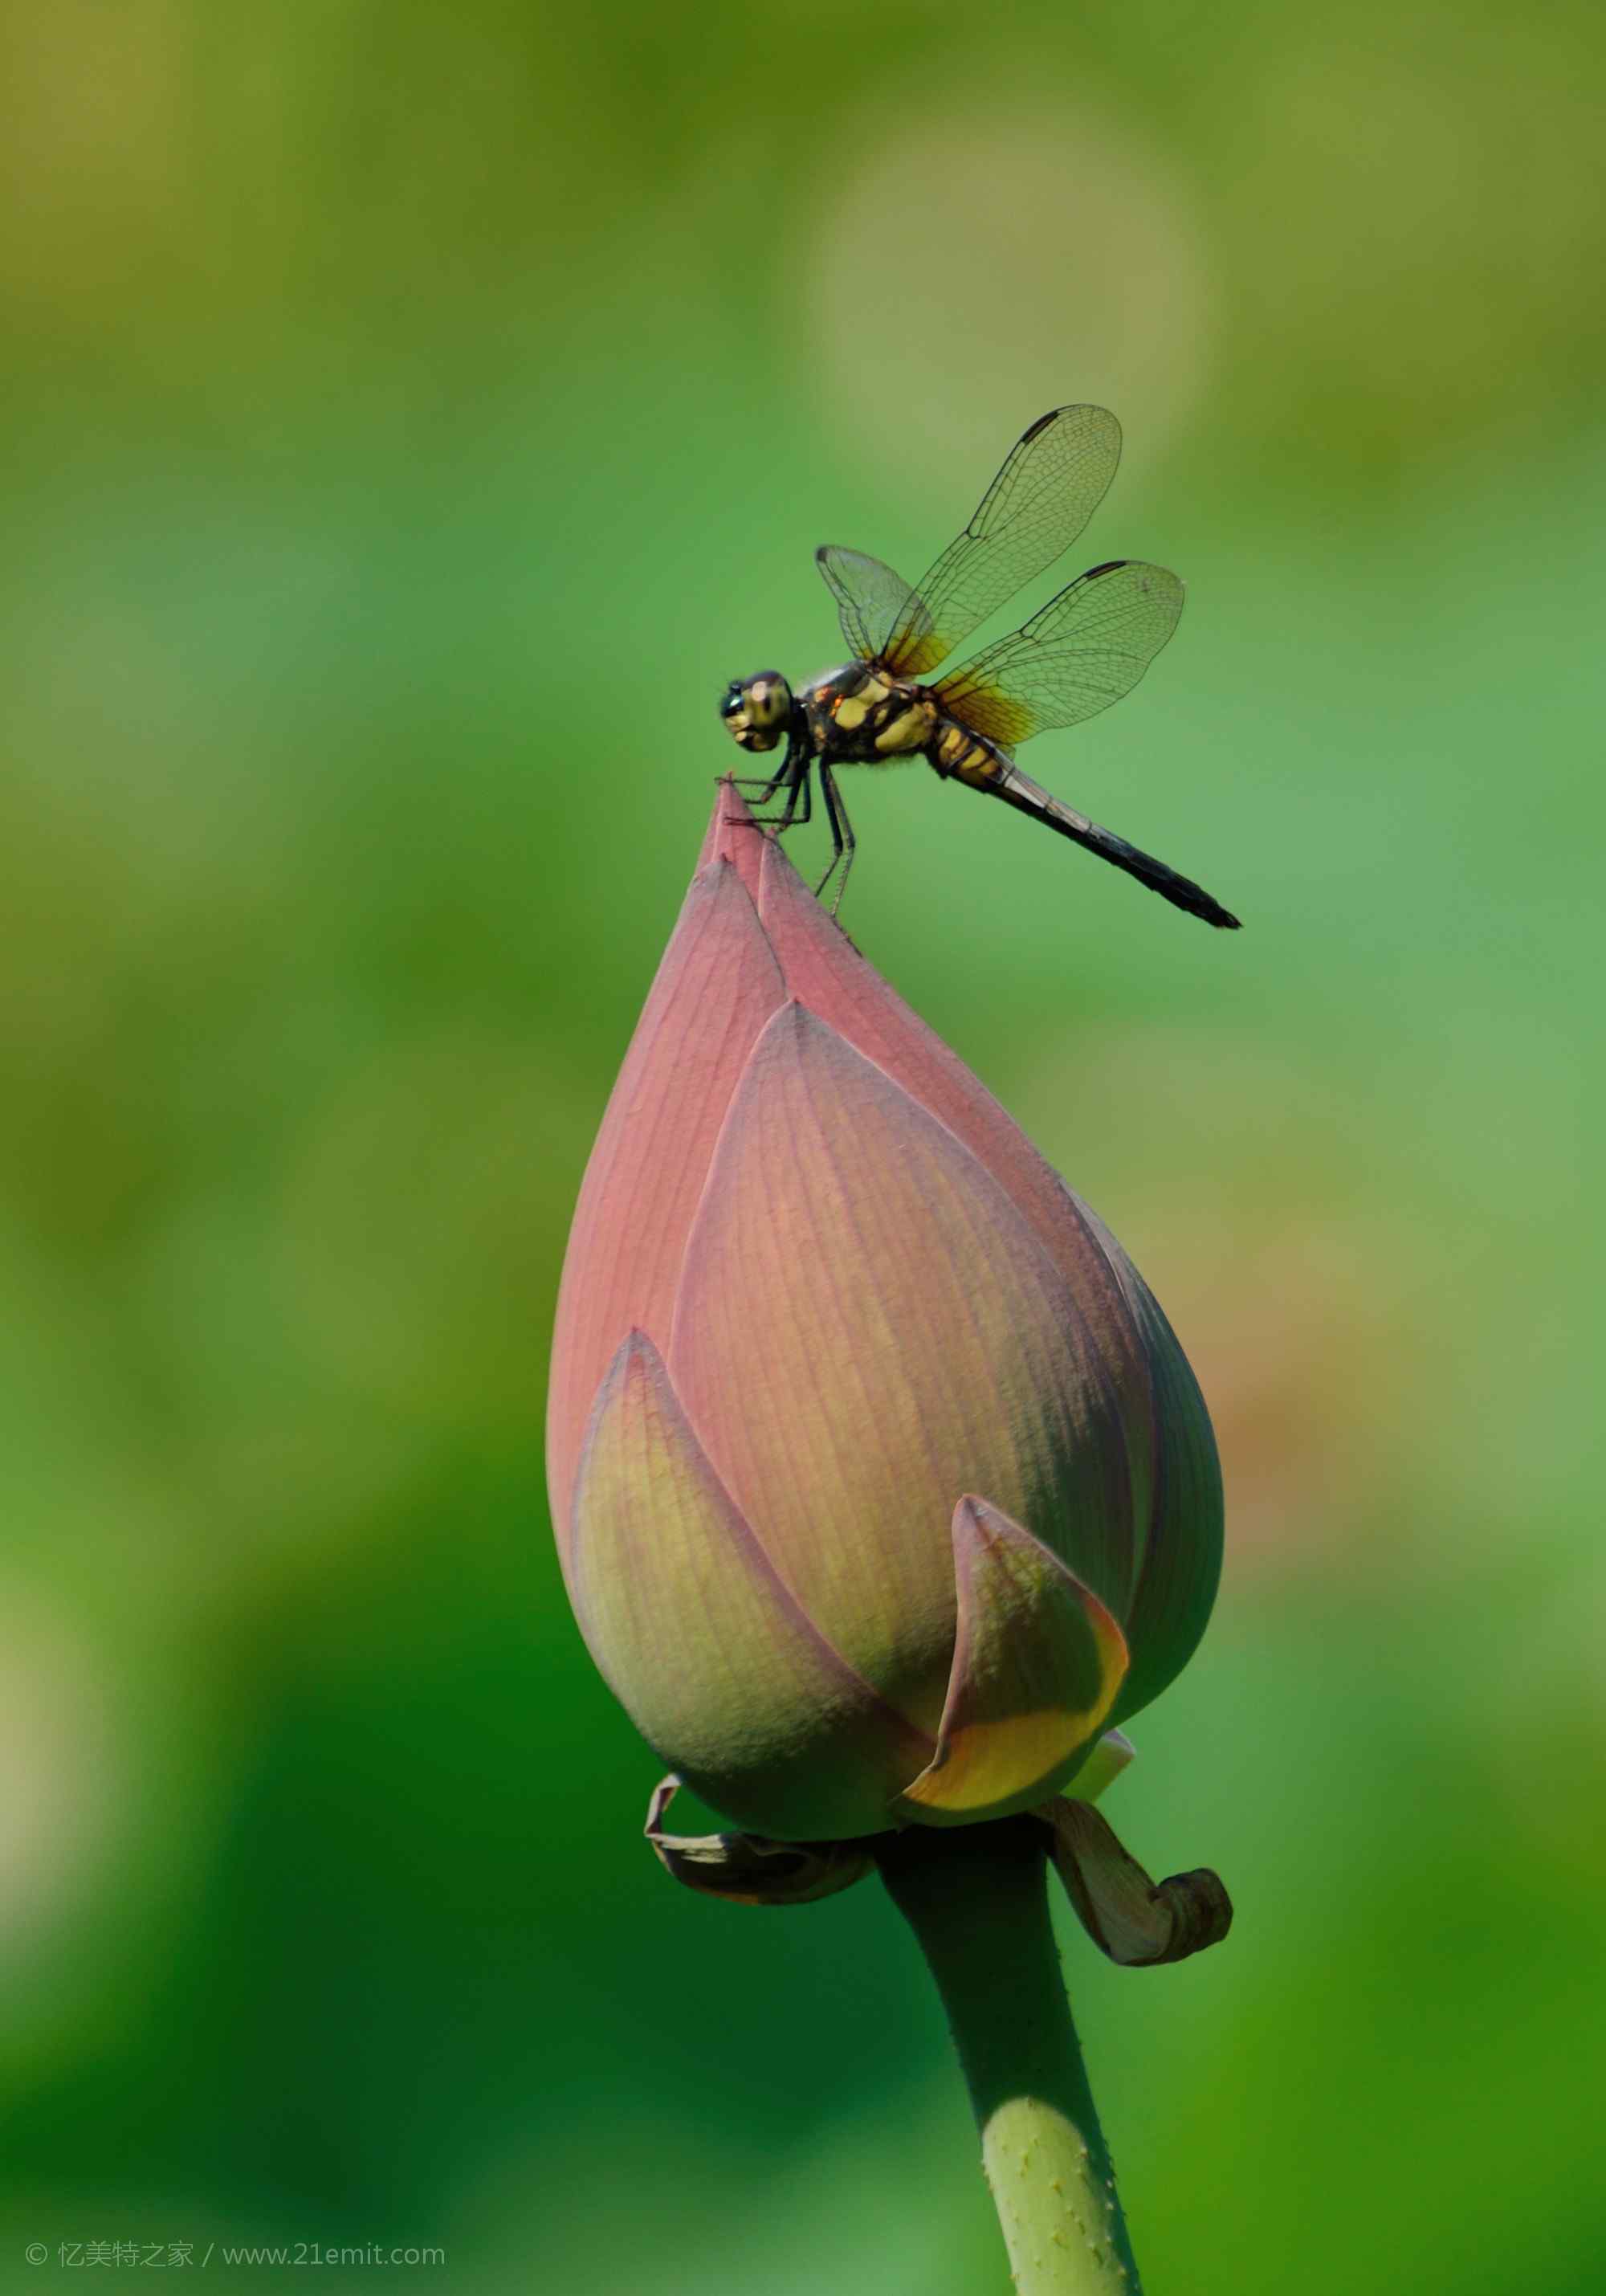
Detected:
[712,404,1241,925]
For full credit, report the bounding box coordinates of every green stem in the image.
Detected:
[876,1817,1140,2295]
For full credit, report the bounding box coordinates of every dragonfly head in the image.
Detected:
[719,671,793,754]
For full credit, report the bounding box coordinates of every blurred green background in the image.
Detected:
[2,2,1601,2290]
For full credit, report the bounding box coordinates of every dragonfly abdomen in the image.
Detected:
[931,716,1009,788]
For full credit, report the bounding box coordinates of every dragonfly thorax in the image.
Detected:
[800,663,939,765]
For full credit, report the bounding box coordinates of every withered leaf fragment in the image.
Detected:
[645,1776,877,1907]
[1036,1794,1232,1966]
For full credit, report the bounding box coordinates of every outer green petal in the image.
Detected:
[895,1498,1128,1827]
[1060,1727,1136,1805]
[569,1331,932,1839]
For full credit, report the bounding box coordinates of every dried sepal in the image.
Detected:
[645,1776,877,1907]
[1036,1793,1232,1965]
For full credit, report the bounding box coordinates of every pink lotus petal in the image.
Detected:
[752,816,1217,1722]
[755,830,1139,1325]
[754,830,1166,1504]
[569,1331,932,1838]
[895,1496,1128,1826]
[1077,1205,1224,1723]
[697,778,768,899]
[667,1003,1137,1735]
[546,858,784,1541]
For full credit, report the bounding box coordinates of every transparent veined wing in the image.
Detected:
[931,560,1184,748]
[878,405,1123,678]
[815,547,927,666]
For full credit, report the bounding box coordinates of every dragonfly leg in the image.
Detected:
[813,764,855,915]
[724,700,817,834]
[782,753,813,831]
[729,748,812,835]
[727,765,790,806]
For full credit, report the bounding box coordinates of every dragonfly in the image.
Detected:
[719,405,1240,929]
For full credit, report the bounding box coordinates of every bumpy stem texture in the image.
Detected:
[877,1818,1139,2294]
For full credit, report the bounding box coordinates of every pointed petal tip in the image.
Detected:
[698,777,767,896]
[892,1496,1130,1827]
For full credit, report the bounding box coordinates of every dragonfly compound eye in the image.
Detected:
[718,673,789,752]
[746,673,792,732]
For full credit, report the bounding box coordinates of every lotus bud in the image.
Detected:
[547,785,1224,1845]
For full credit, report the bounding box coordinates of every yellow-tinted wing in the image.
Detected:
[878,406,1123,678]
[932,560,1184,748]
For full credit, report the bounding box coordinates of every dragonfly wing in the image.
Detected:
[815,547,928,666]
[880,406,1123,679]
[976,760,1240,930]
[932,560,1184,747]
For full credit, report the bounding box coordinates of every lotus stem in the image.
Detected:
[876,1817,1140,2294]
